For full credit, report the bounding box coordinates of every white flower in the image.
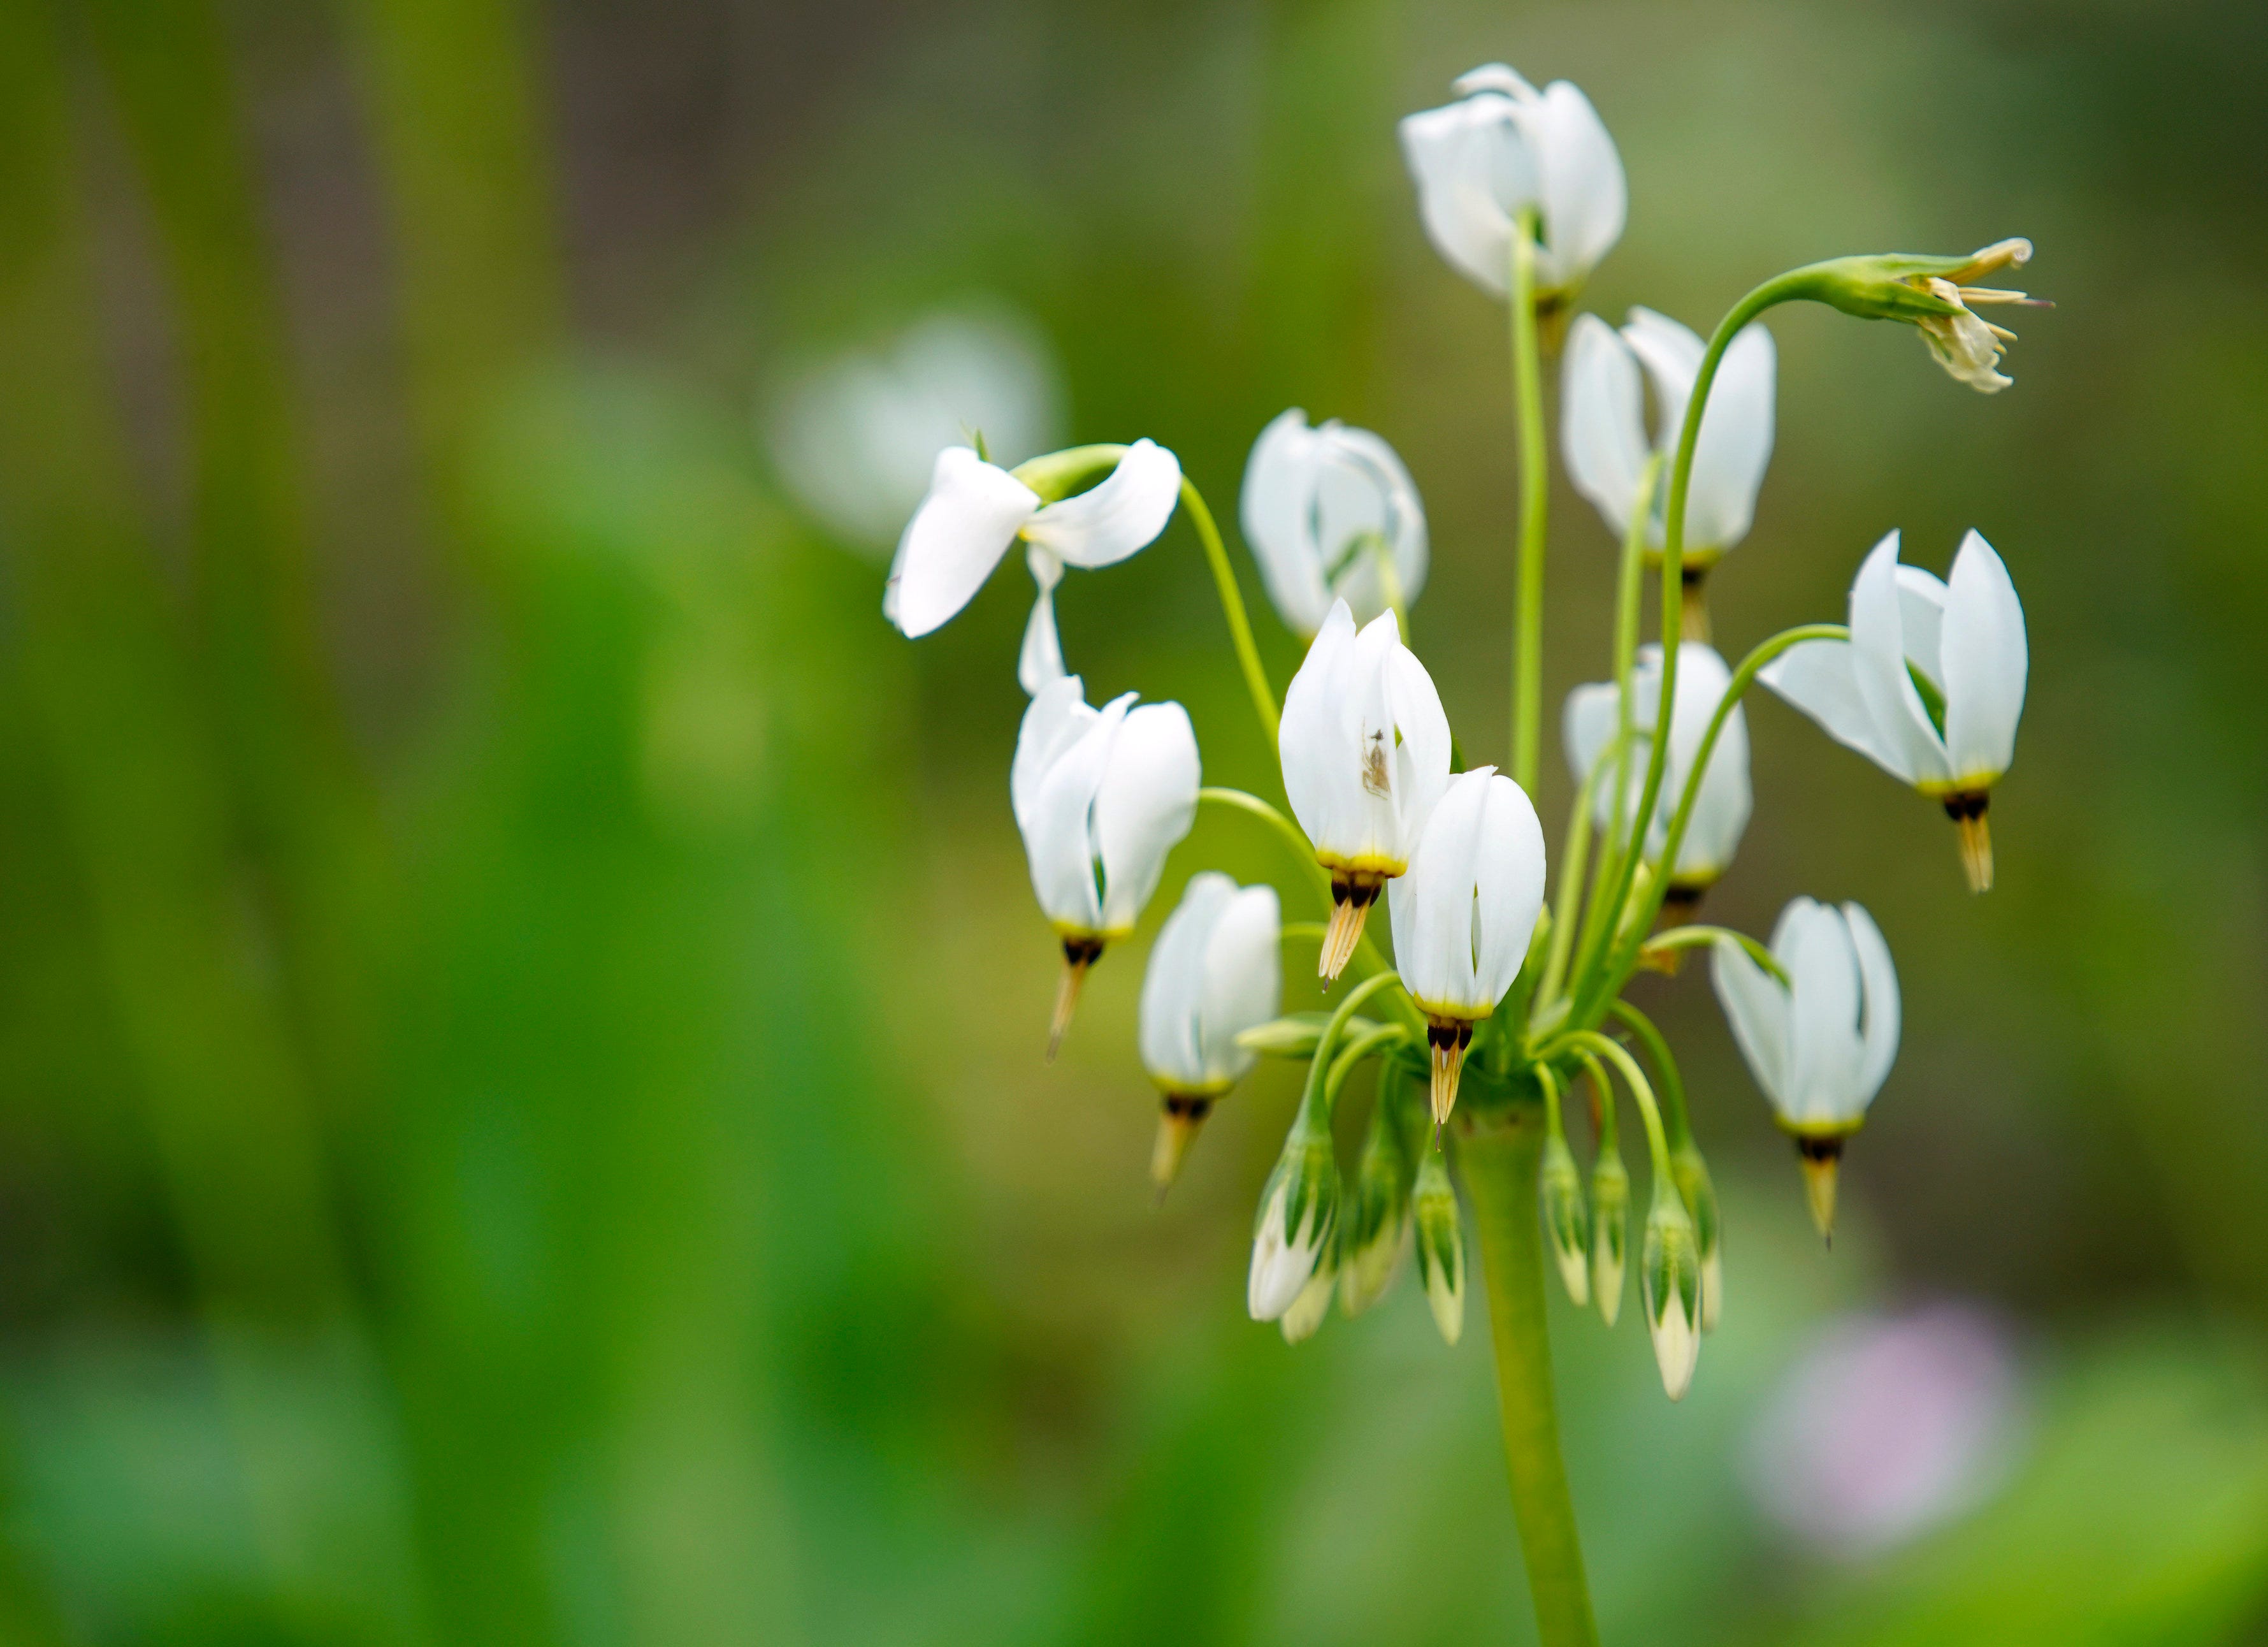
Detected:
[1139,874,1282,1191]
[1398,64,1626,300]
[1011,676,1201,1055]
[886,439,1183,693]
[767,305,1064,552]
[1388,768,1547,1125]
[1711,898,1900,1239]
[1240,409,1429,636]
[1279,601,1453,978]
[1562,309,1775,562]
[1563,642,1752,902]
[1761,530,2028,890]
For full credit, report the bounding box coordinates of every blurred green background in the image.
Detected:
[1,0,2265,1642]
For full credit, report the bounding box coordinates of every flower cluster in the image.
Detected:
[878,59,2040,1419]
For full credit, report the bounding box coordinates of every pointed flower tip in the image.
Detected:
[1945,795,1995,892]
[1425,1018,1474,1127]
[1795,1134,1847,1243]
[1048,938,1104,1061]
[1150,1094,1214,1194]
[1318,876,1381,980]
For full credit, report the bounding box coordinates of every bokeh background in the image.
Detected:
[1,0,2265,1642]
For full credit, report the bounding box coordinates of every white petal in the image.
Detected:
[1681,321,1775,554]
[1279,600,1359,850]
[1240,410,1335,635]
[1318,423,1430,622]
[1470,774,1547,1006]
[1761,639,1914,782]
[1782,901,1866,1128]
[1666,644,1751,879]
[1710,935,1790,1113]
[1847,532,1951,785]
[1453,62,1540,99]
[1011,675,1096,830]
[1016,549,1066,696]
[1020,692,1134,932]
[1513,81,1624,288]
[1399,98,1524,296]
[886,447,1039,637]
[1842,901,1901,1106]
[1562,679,1621,786]
[1939,530,2028,786]
[1248,1180,1322,1320]
[1095,701,1201,934]
[1379,637,1454,860]
[1561,315,1650,544]
[1389,768,1491,1009]
[1894,565,1949,684]
[1021,439,1181,570]
[1198,885,1282,1085]
[1139,873,1233,1089]
[1620,306,1705,440]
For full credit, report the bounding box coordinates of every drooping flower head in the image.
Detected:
[1279,601,1453,978]
[1399,64,1626,310]
[1564,642,1752,915]
[1563,308,1775,573]
[1388,767,1548,1126]
[1801,240,2044,394]
[1011,676,1201,1055]
[1138,873,1282,1191]
[888,440,1182,693]
[1711,898,1901,1240]
[1763,530,2028,890]
[1241,410,1429,637]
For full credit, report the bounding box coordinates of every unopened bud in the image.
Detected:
[1642,1192,1702,1402]
[1590,1147,1629,1327]
[1412,1149,1465,1347]
[1280,1247,1339,1345]
[1247,1124,1340,1321]
[1540,1131,1591,1307]
[1670,1144,1723,1333]
[1340,1084,1415,1316]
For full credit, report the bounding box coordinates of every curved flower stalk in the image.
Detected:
[1399,64,1625,310]
[1711,899,1901,1239]
[1012,676,1201,1055]
[1802,240,2042,393]
[1562,308,1775,626]
[1241,410,1429,636]
[1389,769,1548,1126]
[886,439,1182,693]
[1762,530,2027,890]
[1139,874,1282,1191]
[1564,642,1752,918]
[1280,600,1453,978]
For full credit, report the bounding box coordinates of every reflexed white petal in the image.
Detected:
[1011,675,1097,829]
[1893,565,1949,684]
[1561,315,1650,542]
[1279,600,1359,850]
[1241,410,1336,635]
[1139,873,1234,1089]
[1020,692,1134,932]
[1563,679,1621,786]
[1198,885,1282,1085]
[1513,80,1625,288]
[1847,532,1953,786]
[1711,935,1791,1112]
[1667,644,1751,878]
[1470,774,1548,1006]
[1320,423,1430,622]
[1021,439,1181,570]
[1621,307,1706,442]
[1681,321,1775,554]
[1095,702,1201,934]
[1939,530,2028,786]
[1379,637,1454,860]
[1761,639,1915,783]
[1016,548,1066,696]
[887,447,1041,637]
[1782,901,1866,1128]
[1389,768,1492,1009]
[1453,62,1539,99]
[1843,901,1901,1106]
[1399,98,1524,296]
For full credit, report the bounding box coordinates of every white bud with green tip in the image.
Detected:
[1540,1124,1591,1308]
[1671,1143,1723,1333]
[1248,1118,1341,1323]
[1280,1237,1340,1345]
[1642,1186,1702,1401]
[1590,1145,1629,1327]
[1412,1148,1466,1346]
[1340,1071,1418,1316]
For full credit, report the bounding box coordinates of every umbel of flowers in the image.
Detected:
[881,55,2040,1647]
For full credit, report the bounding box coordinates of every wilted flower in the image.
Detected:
[768,305,1065,551]
[1711,898,1900,1240]
[887,440,1182,693]
[1800,240,2042,393]
[1012,677,1201,1055]
[1398,64,1626,307]
[1562,309,1775,572]
[1388,769,1548,1126]
[1139,874,1282,1191]
[1241,409,1429,637]
[1762,530,2027,890]
[1564,642,1752,915]
[1279,600,1453,978]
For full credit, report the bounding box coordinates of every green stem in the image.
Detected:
[1461,1115,1600,1647]
[1325,1022,1411,1105]
[1365,530,1411,642]
[1180,477,1281,745]
[1635,925,1786,984]
[1578,455,1664,974]
[1605,1001,1694,1151]
[1537,738,1614,1012]
[1508,209,1549,794]
[1557,1031,1672,1180]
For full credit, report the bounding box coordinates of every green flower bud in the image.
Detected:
[1280,1235,1340,1345]
[1590,1146,1629,1328]
[1412,1149,1465,1347]
[1248,1117,1340,1323]
[1340,1074,1417,1316]
[1540,1129,1591,1308]
[1670,1143,1723,1333]
[1642,1188,1701,1402]
[1235,1012,1386,1061]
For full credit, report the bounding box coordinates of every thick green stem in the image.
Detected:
[1508,212,1549,793]
[1461,1114,1600,1647]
